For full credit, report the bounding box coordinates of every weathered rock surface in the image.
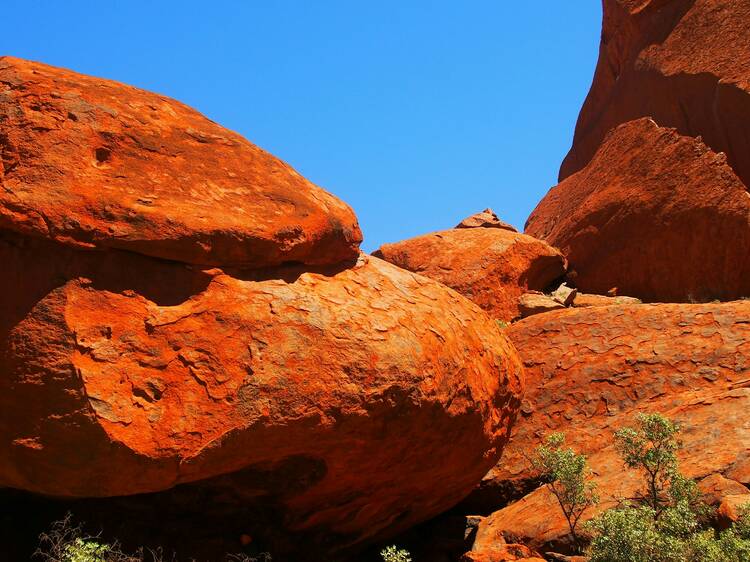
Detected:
[527,118,750,302]
[697,473,749,507]
[0,56,362,268]
[516,292,564,318]
[0,58,526,559]
[374,228,566,321]
[718,494,750,527]
[549,283,576,307]
[466,302,750,555]
[1,245,524,550]
[572,293,641,308]
[559,0,750,189]
[462,534,544,562]
[456,209,518,232]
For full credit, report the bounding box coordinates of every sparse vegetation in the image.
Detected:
[532,432,599,552]
[34,513,272,562]
[533,415,750,560]
[380,545,412,562]
[585,413,750,561]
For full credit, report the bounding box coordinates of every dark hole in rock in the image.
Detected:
[95,147,111,163]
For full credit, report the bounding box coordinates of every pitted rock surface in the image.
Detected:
[0,56,361,268]
[1,247,523,549]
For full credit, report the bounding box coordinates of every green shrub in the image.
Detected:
[380,545,412,562]
[587,413,750,561]
[532,432,598,551]
[63,538,111,562]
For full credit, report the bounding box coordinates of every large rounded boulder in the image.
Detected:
[0,58,524,559]
[0,56,362,268]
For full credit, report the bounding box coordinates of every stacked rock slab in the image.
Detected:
[528,0,750,302]
[374,211,566,322]
[465,302,750,556]
[0,57,524,559]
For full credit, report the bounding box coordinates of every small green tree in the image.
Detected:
[380,545,412,562]
[614,413,681,513]
[532,433,599,551]
[588,414,750,561]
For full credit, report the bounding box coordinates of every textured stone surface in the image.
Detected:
[527,118,750,302]
[550,284,576,307]
[0,56,361,268]
[462,535,544,562]
[0,241,523,551]
[0,59,527,555]
[517,292,564,318]
[572,293,641,308]
[467,302,750,554]
[456,209,518,232]
[559,0,750,189]
[718,494,750,527]
[697,473,749,507]
[374,228,565,321]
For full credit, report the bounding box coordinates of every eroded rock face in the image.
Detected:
[2,243,524,553]
[526,118,750,302]
[516,292,564,318]
[466,302,750,555]
[0,58,525,559]
[560,0,750,189]
[374,228,566,321]
[0,56,362,268]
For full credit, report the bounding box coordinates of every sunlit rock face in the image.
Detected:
[528,0,750,302]
[374,219,566,322]
[0,57,525,560]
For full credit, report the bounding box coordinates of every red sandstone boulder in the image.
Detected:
[462,535,544,562]
[698,473,749,507]
[0,57,361,268]
[1,246,524,552]
[374,227,566,321]
[465,302,750,555]
[3,251,524,499]
[526,118,750,302]
[718,495,750,528]
[560,0,750,189]
[0,59,525,558]
[572,293,641,308]
[516,292,564,318]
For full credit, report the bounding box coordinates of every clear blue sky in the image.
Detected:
[2,2,602,252]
